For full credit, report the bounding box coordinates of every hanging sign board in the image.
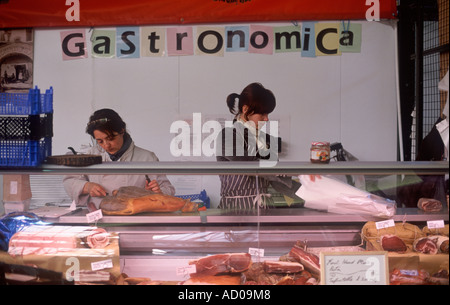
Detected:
[0,0,397,29]
[320,251,389,285]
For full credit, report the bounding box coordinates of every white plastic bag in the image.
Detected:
[296,175,396,218]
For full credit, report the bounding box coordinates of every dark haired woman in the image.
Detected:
[216,83,302,209]
[63,108,175,208]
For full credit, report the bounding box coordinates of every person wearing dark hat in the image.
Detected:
[63,108,175,209]
[216,83,304,209]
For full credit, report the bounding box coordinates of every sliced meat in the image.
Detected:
[417,198,443,213]
[288,241,320,276]
[380,235,408,252]
[189,253,252,276]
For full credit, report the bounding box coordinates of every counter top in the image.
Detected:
[54,207,449,224]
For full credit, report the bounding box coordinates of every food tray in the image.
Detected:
[0,137,52,168]
[0,114,53,140]
[0,86,53,115]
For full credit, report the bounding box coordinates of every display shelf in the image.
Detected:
[1,160,448,175]
[55,207,449,224]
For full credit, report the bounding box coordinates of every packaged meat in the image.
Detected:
[8,225,111,256]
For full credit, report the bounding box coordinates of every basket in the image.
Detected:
[0,113,53,140]
[0,86,53,115]
[0,137,52,168]
[176,190,210,208]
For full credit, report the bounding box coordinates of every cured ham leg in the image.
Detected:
[100,186,198,215]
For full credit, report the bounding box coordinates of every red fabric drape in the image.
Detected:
[0,0,397,28]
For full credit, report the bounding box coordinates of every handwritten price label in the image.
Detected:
[86,209,103,223]
[91,259,113,271]
[176,265,197,276]
[249,247,265,258]
[427,220,445,229]
[375,219,395,230]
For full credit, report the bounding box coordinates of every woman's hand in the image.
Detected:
[83,182,108,197]
[145,179,162,193]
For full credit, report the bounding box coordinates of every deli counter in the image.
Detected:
[0,161,449,285]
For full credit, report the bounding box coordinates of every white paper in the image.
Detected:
[296,175,396,218]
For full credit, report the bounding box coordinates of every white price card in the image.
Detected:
[427,220,445,229]
[176,265,197,276]
[91,259,113,271]
[86,209,103,223]
[320,251,389,285]
[249,247,265,258]
[375,219,395,230]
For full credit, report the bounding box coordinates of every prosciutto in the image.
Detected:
[84,228,110,249]
[380,235,408,252]
[263,261,304,274]
[189,253,252,276]
[417,198,443,213]
[413,236,448,254]
[288,241,320,276]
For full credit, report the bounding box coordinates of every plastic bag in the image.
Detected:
[296,175,396,218]
[0,212,47,251]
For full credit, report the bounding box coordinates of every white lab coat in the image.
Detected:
[63,141,175,208]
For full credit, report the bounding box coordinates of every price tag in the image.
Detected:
[176,265,197,276]
[427,220,445,229]
[91,259,113,271]
[375,219,395,230]
[399,269,418,276]
[86,209,103,223]
[249,247,265,258]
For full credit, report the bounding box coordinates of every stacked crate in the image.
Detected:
[0,86,53,168]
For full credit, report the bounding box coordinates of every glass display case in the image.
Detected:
[0,160,448,285]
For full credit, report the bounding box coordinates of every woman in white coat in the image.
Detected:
[63,108,175,209]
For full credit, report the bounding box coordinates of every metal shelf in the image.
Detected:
[1,160,448,175]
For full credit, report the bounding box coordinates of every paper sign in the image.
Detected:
[176,265,197,276]
[375,219,395,230]
[249,247,264,258]
[315,23,340,56]
[141,27,166,57]
[9,181,18,195]
[274,25,301,53]
[196,27,225,56]
[339,22,362,53]
[302,22,316,58]
[427,220,445,229]
[91,29,115,58]
[117,27,140,58]
[249,25,273,55]
[225,26,249,52]
[91,259,113,271]
[167,27,194,56]
[60,29,88,60]
[320,251,389,285]
[86,209,103,223]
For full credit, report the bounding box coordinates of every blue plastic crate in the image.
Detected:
[176,190,210,208]
[0,86,53,115]
[0,137,52,168]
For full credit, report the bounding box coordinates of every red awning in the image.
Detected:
[0,0,397,29]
